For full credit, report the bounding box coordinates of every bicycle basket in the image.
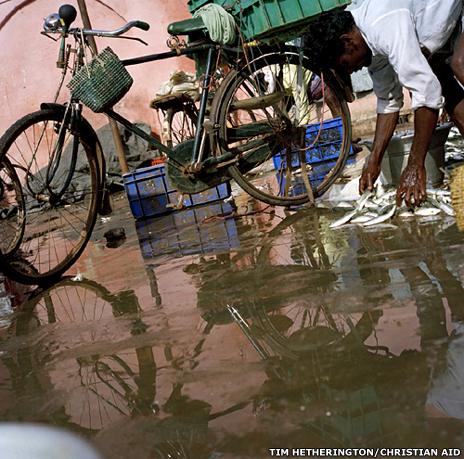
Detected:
[67,47,133,113]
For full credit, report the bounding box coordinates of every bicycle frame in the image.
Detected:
[66,33,353,176]
[103,43,220,169]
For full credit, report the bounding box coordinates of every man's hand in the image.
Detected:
[359,154,382,194]
[395,107,438,207]
[359,112,399,195]
[396,162,426,207]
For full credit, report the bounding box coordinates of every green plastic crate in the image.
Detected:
[237,0,351,41]
[187,0,235,13]
[188,0,351,43]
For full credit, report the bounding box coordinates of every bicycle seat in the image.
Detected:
[167,17,206,36]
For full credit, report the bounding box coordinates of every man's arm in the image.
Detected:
[451,34,464,86]
[359,112,398,193]
[396,106,438,207]
[359,57,404,194]
[360,12,443,204]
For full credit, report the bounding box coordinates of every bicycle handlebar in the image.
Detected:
[77,20,150,37]
[43,17,150,37]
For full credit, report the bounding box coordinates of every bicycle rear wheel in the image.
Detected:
[0,158,25,256]
[0,108,100,285]
[211,50,352,206]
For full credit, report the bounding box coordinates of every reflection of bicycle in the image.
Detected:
[190,209,379,359]
[227,302,383,361]
[6,277,154,430]
[225,296,418,449]
[0,3,352,285]
[2,276,250,455]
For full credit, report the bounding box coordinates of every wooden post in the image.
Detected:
[76,0,129,174]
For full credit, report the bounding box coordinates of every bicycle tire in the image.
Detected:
[211,50,352,206]
[0,108,100,285]
[0,157,25,256]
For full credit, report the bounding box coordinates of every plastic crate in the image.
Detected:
[187,0,235,13]
[188,0,351,42]
[136,201,239,258]
[272,117,354,190]
[123,164,231,219]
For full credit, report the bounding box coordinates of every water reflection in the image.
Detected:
[2,279,155,430]
[183,209,464,451]
[1,205,464,457]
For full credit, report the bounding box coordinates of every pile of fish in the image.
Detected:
[329,186,455,229]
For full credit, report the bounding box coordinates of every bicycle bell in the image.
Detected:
[43,13,61,32]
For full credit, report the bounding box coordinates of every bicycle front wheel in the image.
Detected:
[211,50,352,206]
[0,108,100,285]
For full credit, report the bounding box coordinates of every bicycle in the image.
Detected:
[0,3,352,285]
[0,158,25,258]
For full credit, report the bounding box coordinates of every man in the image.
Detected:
[304,0,464,206]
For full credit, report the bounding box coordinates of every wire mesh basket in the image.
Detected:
[67,47,133,113]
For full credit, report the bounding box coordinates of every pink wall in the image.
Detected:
[0,0,194,136]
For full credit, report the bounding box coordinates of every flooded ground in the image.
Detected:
[1,185,464,458]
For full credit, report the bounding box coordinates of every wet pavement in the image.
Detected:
[1,190,464,458]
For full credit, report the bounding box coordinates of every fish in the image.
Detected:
[351,214,377,224]
[328,185,455,229]
[329,209,358,228]
[414,207,441,216]
[329,191,373,228]
[336,201,355,208]
[365,201,382,210]
[378,190,397,201]
[362,204,397,226]
[372,189,396,205]
[428,196,455,216]
[398,210,415,218]
[355,190,374,211]
[426,188,451,198]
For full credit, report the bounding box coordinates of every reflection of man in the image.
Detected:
[303,0,464,207]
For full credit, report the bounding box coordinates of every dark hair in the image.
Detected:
[302,9,355,70]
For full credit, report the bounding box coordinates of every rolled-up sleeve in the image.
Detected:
[368,9,444,113]
[368,56,404,113]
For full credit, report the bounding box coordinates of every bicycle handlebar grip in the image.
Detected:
[133,21,150,31]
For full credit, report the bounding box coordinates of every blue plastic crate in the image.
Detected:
[272,117,355,191]
[136,201,239,258]
[273,117,352,169]
[123,164,231,219]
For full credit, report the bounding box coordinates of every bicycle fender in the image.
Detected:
[39,103,106,186]
[40,102,110,215]
[230,48,354,103]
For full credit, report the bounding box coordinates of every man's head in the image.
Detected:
[303,10,372,75]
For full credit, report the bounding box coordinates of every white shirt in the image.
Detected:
[351,0,463,114]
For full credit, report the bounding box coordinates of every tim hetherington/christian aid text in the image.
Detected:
[268,449,462,457]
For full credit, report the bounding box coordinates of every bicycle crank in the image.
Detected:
[166,139,229,194]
